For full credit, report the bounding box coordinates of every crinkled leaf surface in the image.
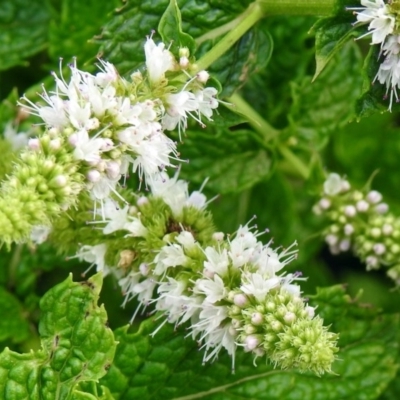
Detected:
[99,285,398,399]
[95,0,272,95]
[0,0,51,71]
[179,124,272,194]
[0,273,116,400]
[311,0,361,80]
[286,42,363,148]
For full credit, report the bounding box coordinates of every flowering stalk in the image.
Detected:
[65,174,338,375]
[314,173,400,284]
[0,36,221,246]
[258,0,338,16]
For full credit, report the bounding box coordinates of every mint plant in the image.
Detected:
[1,0,400,398]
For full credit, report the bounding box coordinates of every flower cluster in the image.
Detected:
[349,0,400,110]
[70,174,338,374]
[0,36,220,245]
[19,37,219,203]
[314,173,400,283]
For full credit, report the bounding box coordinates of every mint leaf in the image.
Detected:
[99,285,397,399]
[0,273,116,400]
[95,0,270,95]
[0,0,50,71]
[0,286,30,343]
[312,16,361,81]
[356,45,389,118]
[158,0,195,56]
[179,127,272,194]
[48,0,120,63]
[287,42,363,147]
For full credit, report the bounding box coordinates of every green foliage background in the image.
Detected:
[1,0,400,398]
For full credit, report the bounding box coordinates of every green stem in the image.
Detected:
[194,2,264,72]
[258,0,337,16]
[9,244,23,288]
[228,93,278,143]
[228,93,309,179]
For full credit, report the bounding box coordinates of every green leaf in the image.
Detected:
[0,0,51,71]
[0,273,117,400]
[179,127,272,194]
[286,42,363,148]
[355,45,389,118]
[158,0,195,56]
[95,0,270,96]
[311,15,361,81]
[48,0,120,63]
[99,285,399,399]
[0,286,30,343]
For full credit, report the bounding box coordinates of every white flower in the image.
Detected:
[162,91,199,132]
[323,173,344,196]
[349,0,395,45]
[153,243,188,276]
[194,274,227,303]
[4,123,29,150]
[30,225,52,244]
[71,130,104,164]
[203,246,229,276]
[75,244,110,275]
[240,272,280,302]
[144,37,176,84]
[124,217,148,237]
[100,200,129,234]
[195,87,219,120]
[175,231,196,250]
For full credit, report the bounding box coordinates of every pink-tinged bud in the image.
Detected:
[212,232,224,241]
[179,56,189,68]
[366,255,379,270]
[376,203,389,214]
[344,205,356,217]
[101,138,114,151]
[251,312,264,326]
[252,347,265,357]
[325,234,338,246]
[319,198,331,210]
[233,293,248,308]
[68,133,78,146]
[197,70,210,83]
[87,170,101,183]
[139,263,149,276]
[339,239,351,251]
[28,138,40,151]
[356,200,369,212]
[344,224,354,236]
[106,161,120,179]
[373,243,386,255]
[137,196,149,207]
[283,311,296,324]
[49,138,61,150]
[367,190,382,204]
[244,335,260,351]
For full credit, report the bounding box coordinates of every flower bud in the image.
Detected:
[344,224,354,236]
[28,138,40,151]
[251,312,264,326]
[376,203,389,214]
[87,170,101,183]
[367,190,382,204]
[356,200,369,212]
[344,205,356,217]
[233,293,248,308]
[212,232,224,241]
[197,70,210,83]
[244,335,261,351]
[319,198,331,210]
[373,243,386,255]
